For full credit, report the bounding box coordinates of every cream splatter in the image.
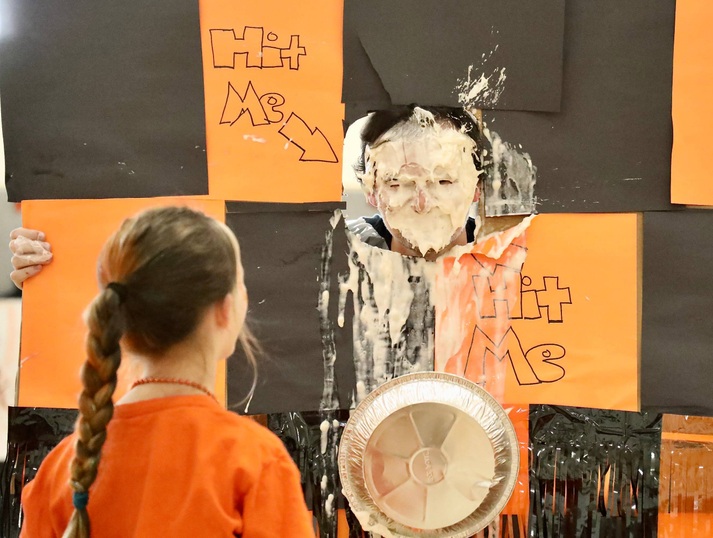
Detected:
[319,420,330,454]
[339,233,437,404]
[482,127,536,217]
[242,134,267,143]
[455,41,507,109]
[318,210,344,411]
[434,217,534,403]
[325,493,335,517]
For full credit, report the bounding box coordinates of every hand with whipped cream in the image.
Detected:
[9,227,53,288]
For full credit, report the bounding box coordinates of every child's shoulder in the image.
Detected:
[208,407,289,456]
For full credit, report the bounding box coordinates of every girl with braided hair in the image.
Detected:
[19,206,315,538]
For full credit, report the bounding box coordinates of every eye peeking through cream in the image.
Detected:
[356,106,482,260]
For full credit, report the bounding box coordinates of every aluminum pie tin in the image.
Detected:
[339,372,519,538]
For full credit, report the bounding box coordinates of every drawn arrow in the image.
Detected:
[278,112,338,163]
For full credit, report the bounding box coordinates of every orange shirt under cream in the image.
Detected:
[21,395,315,538]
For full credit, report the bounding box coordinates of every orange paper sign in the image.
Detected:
[437,213,639,411]
[18,198,227,409]
[658,414,713,537]
[671,2,713,205]
[200,0,344,202]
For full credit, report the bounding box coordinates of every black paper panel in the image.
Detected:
[343,0,565,113]
[1,407,77,538]
[342,0,391,120]
[529,405,662,538]
[226,202,354,415]
[0,0,208,201]
[642,211,713,416]
[483,0,676,213]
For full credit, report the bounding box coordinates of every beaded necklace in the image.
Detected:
[131,377,218,403]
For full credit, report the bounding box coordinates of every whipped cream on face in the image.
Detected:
[358,108,481,256]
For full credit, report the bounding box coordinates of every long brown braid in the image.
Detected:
[61,206,257,538]
[63,287,125,538]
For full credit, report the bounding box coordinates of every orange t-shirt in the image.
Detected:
[20,395,315,538]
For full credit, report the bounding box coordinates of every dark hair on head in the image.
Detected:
[353,104,482,180]
[63,206,256,537]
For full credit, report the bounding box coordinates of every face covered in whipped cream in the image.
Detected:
[359,108,481,259]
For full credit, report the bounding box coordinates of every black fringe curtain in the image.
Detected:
[1,407,78,538]
[529,405,662,538]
